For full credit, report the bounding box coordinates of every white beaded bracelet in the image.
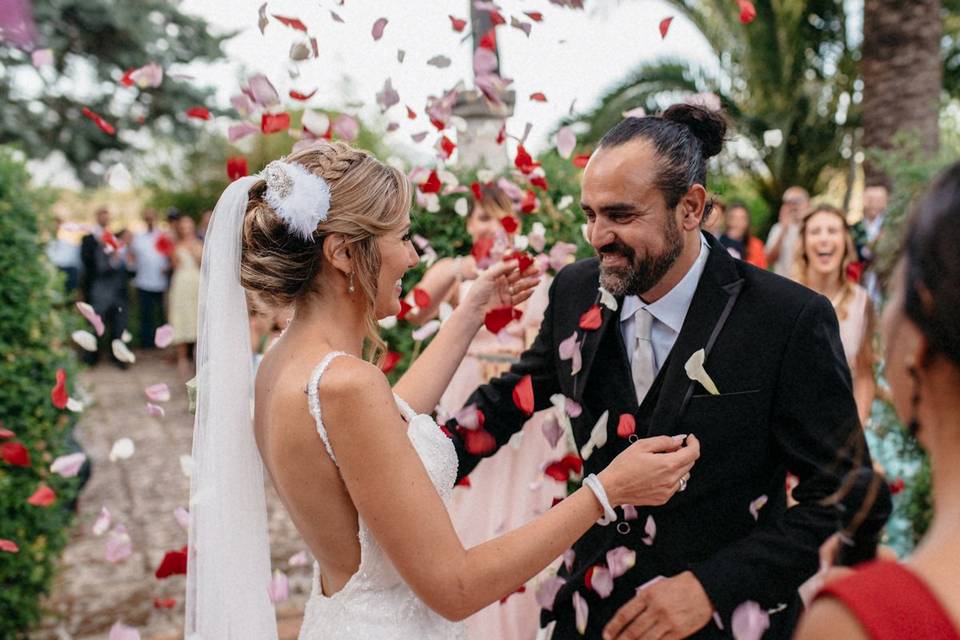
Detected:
[583,473,617,525]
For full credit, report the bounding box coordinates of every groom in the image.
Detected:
[447,108,890,639]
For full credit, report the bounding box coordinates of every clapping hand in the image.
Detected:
[460,256,541,316]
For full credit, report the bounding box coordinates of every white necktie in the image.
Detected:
[632,308,656,404]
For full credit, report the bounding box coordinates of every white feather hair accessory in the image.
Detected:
[262,160,331,241]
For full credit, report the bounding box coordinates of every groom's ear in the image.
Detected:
[323,233,352,274]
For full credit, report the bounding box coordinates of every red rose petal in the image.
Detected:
[154,234,174,257]
[27,483,56,507]
[520,189,537,214]
[464,428,496,455]
[185,106,211,120]
[572,152,592,168]
[154,597,177,609]
[430,117,446,132]
[1,441,30,467]
[479,29,497,51]
[585,565,596,590]
[120,68,136,87]
[579,305,603,330]
[449,15,467,32]
[51,367,68,409]
[506,250,534,273]
[0,539,18,553]
[563,454,583,475]
[101,230,119,251]
[272,14,308,31]
[413,288,432,309]
[489,10,506,25]
[456,475,471,487]
[496,122,506,145]
[226,156,248,181]
[513,374,535,415]
[155,546,189,579]
[514,144,540,175]
[261,112,291,134]
[889,477,905,496]
[484,306,522,334]
[380,351,401,374]
[418,170,442,194]
[500,216,519,234]
[737,0,757,24]
[406,105,417,120]
[530,175,549,191]
[289,88,318,101]
[471,181,484,202]
[525,11,543,22]
[439,135,456,159]
[82,107,116,135]
[616,413,637,439]
[529,92,547,102]
[545,460,571,482]
[397,299,413,321]
[659,16,673,39]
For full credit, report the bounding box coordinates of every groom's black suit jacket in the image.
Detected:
[450,232,890,638]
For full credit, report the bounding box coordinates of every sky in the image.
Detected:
[174,0,718,160]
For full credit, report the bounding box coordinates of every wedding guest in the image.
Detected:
[702,196,725,238]
[719,201,768,269]
[46,216,81,293]
[129,208,170,348]
[791,204,875,425]
[852,181,891,303]
[168,215,202,378]
[79,207,133,367]
[766,186,810,276]
[796,162,960,640]
[408,183,566,640]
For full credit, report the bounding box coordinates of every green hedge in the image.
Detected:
[0,147,83,635]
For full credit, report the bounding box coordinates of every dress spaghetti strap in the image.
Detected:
[306,351,350,465]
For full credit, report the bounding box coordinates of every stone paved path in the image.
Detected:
[32,351,311,640]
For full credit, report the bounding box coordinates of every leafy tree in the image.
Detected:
[0,0,227,185]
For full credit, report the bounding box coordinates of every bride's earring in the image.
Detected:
[907,360,922,437]
[347,272,355,294]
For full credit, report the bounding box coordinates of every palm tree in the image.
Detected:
[861,0,942,183]
[572,1,857,216]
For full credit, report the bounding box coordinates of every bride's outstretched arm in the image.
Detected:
[392,258,538,414]
[321,358,700,621]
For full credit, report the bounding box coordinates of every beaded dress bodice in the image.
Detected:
[298,352,465,640]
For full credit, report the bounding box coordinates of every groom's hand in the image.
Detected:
[602,571,713,640]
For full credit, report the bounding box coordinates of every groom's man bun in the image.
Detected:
[598,102,728,221]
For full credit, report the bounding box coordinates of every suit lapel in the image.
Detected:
[573,292,619,401]
[646,233,745,436]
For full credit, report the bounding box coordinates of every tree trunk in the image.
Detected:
[861,0,942,184]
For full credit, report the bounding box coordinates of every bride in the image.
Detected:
[185,141,700,639]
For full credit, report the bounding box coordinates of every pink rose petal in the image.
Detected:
[555,126,576,159]
[731,600,770,640]
[452,404,480,430]
[174,506,190,531]
[749,495,768,521]
[376,78,399,112]
[590,565,614,598]
[332,113,359,141]
[564,397,582,418]
[642,514,656,545]
[144,383,170,403]
[541,414,563,448]
[76,302,105,336]
[267,569,289,603]
[573,591,589,634]
[411,320,441,342]
[288,550,309,566]
[247,73,280,108]
[105,525,133,563]
[536,575,566,611]
[230,93,256,116]
[92,506,111,536]
[563,549,576,572]
[606,546,637,578]
[146,403,165,418]
[371,17,388,41]
[108,622,141,640]
[50,452,86,478]
[622,504,638,521]
[228,122,259,143]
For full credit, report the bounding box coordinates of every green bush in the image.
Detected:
[0,147,83,635]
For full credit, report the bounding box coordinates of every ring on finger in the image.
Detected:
[679,473,690,492]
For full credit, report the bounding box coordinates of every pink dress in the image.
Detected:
[442,277,569,640]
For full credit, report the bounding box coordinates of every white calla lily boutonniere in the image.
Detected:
[684,349,719,395]
[599,286,618,312]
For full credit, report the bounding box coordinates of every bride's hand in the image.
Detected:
[597,435,701,507]
[460,256,541,316]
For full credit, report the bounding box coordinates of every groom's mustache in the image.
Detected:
[598,241,636,261]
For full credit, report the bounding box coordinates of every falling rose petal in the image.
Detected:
[737,0,757,24]
[261,112,291,134]
[731,601,770,640]
[449,15,467,32]
[109,438,135,462]
[376,78,400,112]
[371,17,388,40]
[622,505,638,521]
[105,525,133,562]
[289,550,309,567]
[108,621,141,640]
[512,375,535,415]
[563,549,576,572]
[418,170,442,194]
[541,413,563,448]
[380,351,401,374]
[302,110,330,136]
[174,506,190,531]
[144,383,171,403]
[520,190,538,214]
[111,340,136,364]
[411,320,441,342]
[549,242,578,272]
[51,452,86,478]
[578,305,602,330]
[659,16,674,38]
[72,330,98,351]
[580,410,609,461]
[50,367,69,409]
[267,568,290,603]
[397,49,406,63]
[565,398,583,418]
[412,287,432,309]
[154,598,176,609]
[185,106,211,120]
[484,306,522,334]
[616,413,636,439]
[642,515,656,545]
[514,144,540,175]
[224,156,248,181]
[536,576,565,611]
[510,16,532,36]
[289,88,318,101]
[76,301,105,335]
[525,11,544,21]
[257,2,268,34]
[606,546,637,578]
[749,495,768,521]
[146,403,165,418]
[272,14,308,31]
[330,10,344,23]
[589,566,614,598]
[332,113,359,141]
[464,428,496,455]
[0,539,18,553]
[452,404,481,431]
[81,107,116,135]
[529,92,548,102]
[427,55,452,69]
[1,441,30,467]
[153,324,175,349]
[93,507,112,536]
[555,126,576,159]
[247,73,280,107]
[572,153,592,169]
[558,332,582,375]
[28,483,56,507]
[573,591,589,634]
[155,546,189,579]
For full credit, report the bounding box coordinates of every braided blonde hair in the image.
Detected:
[240,141,411,360]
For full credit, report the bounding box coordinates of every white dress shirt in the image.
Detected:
[620,234,710,374]
[131,230,170,292]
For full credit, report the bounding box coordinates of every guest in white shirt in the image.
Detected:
[129,208,170,348]
[46,217,81,293]
[765,186,810,277]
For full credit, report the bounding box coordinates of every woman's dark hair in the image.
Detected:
[598,103,727,219]
[723,201,754,259]
[903,161,960,367]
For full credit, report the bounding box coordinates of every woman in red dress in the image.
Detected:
[795,163,960,639]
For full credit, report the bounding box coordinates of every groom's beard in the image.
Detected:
[598,215,684,297]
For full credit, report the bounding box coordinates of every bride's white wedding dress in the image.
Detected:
[297,351,467,640]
